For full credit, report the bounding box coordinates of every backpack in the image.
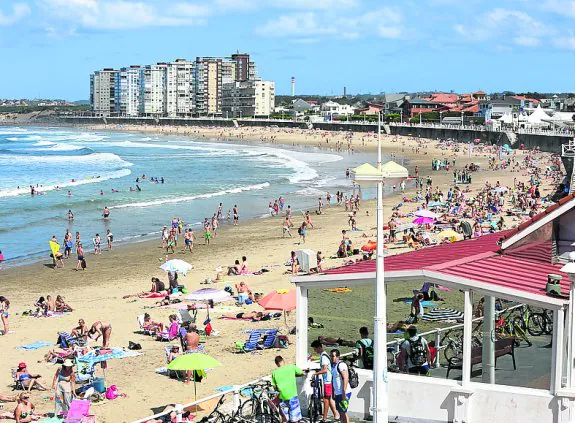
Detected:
[408,337,426,367]
[337,362,359,389]
[358,339,374,370]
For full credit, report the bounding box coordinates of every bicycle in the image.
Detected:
[234,381,282,423]
[496,312,532,347]
[198,394,227,423]
[308,374,323,423]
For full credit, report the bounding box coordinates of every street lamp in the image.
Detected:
[352,119,408,423]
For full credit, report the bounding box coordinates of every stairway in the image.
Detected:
[504,131,518,147]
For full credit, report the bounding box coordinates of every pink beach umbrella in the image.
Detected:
[412,216,435,225]
[414,209,437,218]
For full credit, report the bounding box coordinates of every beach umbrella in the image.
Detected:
[361,241,377,253]
[167,353,221,400]
[396,223,415,232]
[427,202,445,208]
[492,186,508,193]
[186,288,230,302]
[160,259,193,275]
[421,308,464,322]
[412,216,435,225]
[414,209,437,218]
[437,229,459,241]
[259,289,296,311]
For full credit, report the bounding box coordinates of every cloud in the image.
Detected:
[544,0,575,18]
[39,0,210,30]
[256,7,404,41]
[0,3,31,25]
[269,0,359,10]
[454,8,550,43]
[554,35,575,49]
[255,12,336,37]
[514,35,541,46]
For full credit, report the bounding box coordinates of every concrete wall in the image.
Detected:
[297,370,560,423]
[59,117,571,155]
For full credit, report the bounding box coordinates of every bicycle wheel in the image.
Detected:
[203,410,227,423]
[527,313,545,337]
[444,342,462,366]
[309,395,323,423]
[256,403,281,423]
[237,399,257,421]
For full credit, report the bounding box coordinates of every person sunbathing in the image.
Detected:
[143,313,164,333]
[122,278,167,299]
[167,345,180,363]
[227,260,241,275]
[317,336,355,347]
[15,363,48,392]
[55,295,73,312]
[221,311,264,321]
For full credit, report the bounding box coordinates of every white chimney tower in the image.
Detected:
[291,76,295,97]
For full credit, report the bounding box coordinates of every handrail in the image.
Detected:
[131,375,271,423]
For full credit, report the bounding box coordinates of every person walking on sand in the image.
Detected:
[204,220,212,246]
[282,217,292,238]
[184,228,194,253]
[93,234,101,255]
[233,205,239,225]
[75,243,85,271]
[298,221,308,244]
[52,359,76,416]
[106,229,113,251]
[0,296,9,335]
[88,321,112,347]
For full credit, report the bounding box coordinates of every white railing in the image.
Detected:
[385,303,525,368]
[131,375,271,423]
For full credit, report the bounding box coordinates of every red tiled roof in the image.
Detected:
[322,230,569,299]
[428,93,459,104]
[324,231,507,275]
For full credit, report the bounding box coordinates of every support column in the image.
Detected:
[565,305,571,388]
[568,280,575,388]
[462,290,474,386]
[481,296,495,384]
[295,285,308,368]
[373,180,388,423]
[552,307,565,394]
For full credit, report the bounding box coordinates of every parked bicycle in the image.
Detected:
[198,395,227,423]
[232,381,282,423]
[308,374,323,423]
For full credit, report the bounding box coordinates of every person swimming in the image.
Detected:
[102,207,110,218]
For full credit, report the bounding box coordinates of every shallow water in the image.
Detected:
[0,126,376,266]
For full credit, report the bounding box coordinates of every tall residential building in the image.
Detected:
[115,66,141,117]
[230,53,257,81]
[165,59,196,118]
[90,68,117,116]
[195,57,223,116]
[140,64,167,116]
[222,80,275,118]
[90,52,266,117]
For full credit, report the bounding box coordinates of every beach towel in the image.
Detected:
[401,299,437,307]
[214,385,234,392]
[64,399,91,423]
[16,341,53,350]
[77,348,142,364]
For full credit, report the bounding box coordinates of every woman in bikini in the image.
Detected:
[0,296,9,335]
[14,393,43,423]
[89,321,112,347]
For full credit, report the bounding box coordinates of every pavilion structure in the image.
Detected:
[292,193,575,423]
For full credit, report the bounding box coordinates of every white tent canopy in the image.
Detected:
[527,105,551,124]
[499,112,513,124]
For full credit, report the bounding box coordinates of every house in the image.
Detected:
[383,93,407,114]
[402,98,448,118]
[292,99,313,113]
[320,100,354,117]
[355,102,385,116]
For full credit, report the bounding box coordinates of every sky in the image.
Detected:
[1,0,575,100]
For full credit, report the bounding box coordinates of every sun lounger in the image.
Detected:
[136,314,155,336]
[178,309,197,325]
[238,329,279,352]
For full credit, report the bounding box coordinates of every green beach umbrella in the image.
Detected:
[167,353,221,399]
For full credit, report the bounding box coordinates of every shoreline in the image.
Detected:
[0,123,562,422]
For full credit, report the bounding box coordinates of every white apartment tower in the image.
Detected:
[90,69,117,116]
[140,64,167,116]
[115,66,141,117]
[165,59,196,118]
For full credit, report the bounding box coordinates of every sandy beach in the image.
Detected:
[0,124,562,422]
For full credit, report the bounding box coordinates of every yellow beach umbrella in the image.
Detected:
[437,229,459,242]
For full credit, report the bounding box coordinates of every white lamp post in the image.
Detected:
[352,114,408,423]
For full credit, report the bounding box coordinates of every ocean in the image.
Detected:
[0,126,376,266]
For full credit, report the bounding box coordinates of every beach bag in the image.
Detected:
[358,339,374,370]
[406,314,417,325]
[337,362,359,389]
[408,337,426,367]
[81,259,87,269]
[298,227,303,235]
